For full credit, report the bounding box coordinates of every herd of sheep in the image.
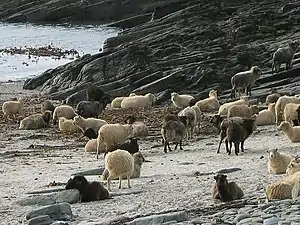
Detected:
[1,40,300,203]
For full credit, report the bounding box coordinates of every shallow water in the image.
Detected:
[0,22,120,82]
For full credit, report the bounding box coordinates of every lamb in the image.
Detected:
[277,121,300,142]
[53,105,76,125]
[171,92,194,108]
[104,149,134,191]
[73,115,107,134]
[102,151,145,180]
[283,103,300,126]
[104,138,139,157]
[124,116,149,138]
[84,139,106,153]
[267,149,293,174]
[161,120,186,153]
[194,90,219,112]
[265,90,281,105]
[286,156,300,175]
[218,96,249,116]
[65,175,109,202]
[272,41,299,73]
[230,66,262,98]
[41,100,55,113]
[19,110,52,130]
[227,104,259,119]
[96,123,133,159]
[275,95,300,125]
[212,174,244,202]
[83,128,98,139]
[178,106,197,139]
[76,101,105,118]
[121,93,155,109]
[58,117,81,134]
[2,98,25,120]
[255,103,276,126]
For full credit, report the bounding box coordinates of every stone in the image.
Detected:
[263,217,281,225]
[232,214,250,224]
[51,222,71,225]
[27,215,53,225]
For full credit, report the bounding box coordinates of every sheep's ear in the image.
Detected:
[213,176,217,180]
[224,175,227,179]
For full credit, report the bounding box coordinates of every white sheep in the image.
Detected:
[111,97,126,109]
[195,90,219,112]
[267,149,293,174]
[227,104,259,119]
[104,149,134,191]
[132,121,149,138]
[178,106,197,139]
[73,115,107,134]
[19,110,52,130]
[218,96,249,116]
[286,157,300,175]
[255,103,276,126]
[277,121,300,142]
[275,95,300,125]
[2,98,25,120]
[58,117,81,134]
[171,92,194,108]
[84,139,106,153]
[191,105,202,132]
[96,123,133,159]
[283,103,300,125]
[266,92,281,105]
[53,105,76,124]
[121,93,155,109]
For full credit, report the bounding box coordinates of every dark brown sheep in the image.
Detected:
[83,128,98,139]
[210,114,226,133]
[104,138,139,158]
[41,100,55,114]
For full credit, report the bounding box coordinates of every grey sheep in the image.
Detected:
[41,100,55,114]
[76,101,105,118]
[161,120,186,153]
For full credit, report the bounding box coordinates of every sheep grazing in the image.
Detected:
[267,149,293,174]
[194,90,219,112]
[218,96,249,116]
[2,98,25,120]
[102,151,145,180]
[73,115,107,134]
[52,105,76,125]
[124,115,149,138]
[41,100,55,114]
[275,95,300,125]
[286,156,300,175]
[284,103,300,126]
[86,85,105,102]
[58,117,81,134]
[212,174,244,202]
[255,103,276,126]
[272,41,299,73]
[265,90,281,105]
[104,138,139,157]
[227,104,259,119]
[96,123,133,159]
[178,106,197,139]
[83,128,98,139]
[161,120,186,153]
[84,139,106,153]
[104,149,134,191]
[76,101,105,118]
[65,175,109,202]
[171,92,194,108]
[277,121,300,142]
[19,110,52,130]
[230,66,262,98]
[121,93,155,109]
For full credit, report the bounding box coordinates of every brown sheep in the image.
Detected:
[227,105,259,119]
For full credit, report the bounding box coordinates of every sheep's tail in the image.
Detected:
[292,176,300,200]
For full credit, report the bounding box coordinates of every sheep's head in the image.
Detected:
[250,105,259,115]
[133,151,145,165]
[171,92,178,99]
[178,116,187,127]
[251,66,262,76]
[42,110,52,125]
[146,93,156,105]
[83,128,98,139]
[240,95,249,102]
[18,97,26,105]
[124,115,136,124]
[269,149,279,159]
[58,117,67,123]
[214,174,228,188]
[65,175,89,191]
[129,93,136,97]
[209,90,218,98]
[286,161,300,176]
[124,124,134,138]
[73,115,83,126]
[277,121,291,131]
[289,41,299,52]
[210,114,224,127]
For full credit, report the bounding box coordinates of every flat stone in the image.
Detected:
[263,217,281,225]
[278,221,292,225]
[28,215,53,225]
[236,217,254,225]
[232,214,250,224]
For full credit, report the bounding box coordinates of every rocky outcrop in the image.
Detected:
[19,0,300,104]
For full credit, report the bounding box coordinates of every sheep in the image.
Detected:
[265,90,281,105]
[194,90,219,112]
[102,151,145,180]
[275,95,300,125]
[286,156,300,175]
[2,98,25,120]
[83,128,98,139]
[86,85,105,102]
[227,104,259,119]
[76,101,105,118]
[178,106,197,139]
[121,93,155,109]
[255,103,276,126]
[218,96,249,116]
[210,114,227,133]
[124,115,149,138]
[171,92,194,108]
[84,139,106,153]
[73,115,107,134]
[41,100,55,113]
[161,120,186,153]
[267,149,293,174]
[129,93,136,97]
[111,97,126,109]
[104,149,134,191]
[213,174,244,202]
[65,175,109,202]
[58,117,81,134]
[96,123,133,159]
[19,110,52,130]
[53,105,76,125]
[230,66,262,98]
[277,121,300,142]
[272,41,299,73]
[191,105,202,132]
[283,103,300,126]
[104,138,139,157]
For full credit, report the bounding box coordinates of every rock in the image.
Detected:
[263,217,281,225]
[233,214,250,224]
[26,203,73,221]
[27,215,53,225]
[65,90,86,106]
[51,222,71,225]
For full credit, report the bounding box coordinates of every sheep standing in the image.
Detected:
[218,96,249,116]
[104,149,134,191]
[178,106,197,139]
[272,41,299,73]
[124,116,149,138]
[286,156,300,175]
[213,174,244,202]
[76,101,104,118]
[230,66,262,98]
[194,90,219,112]
[277,121,300,142]
[283,103,300,126]
[58,117,81,134]
[73,115,107,134]
[255,103,276,126]
[2,98,25,120]
[121,93,155,109]
[275,95,300,125]
[171,92,194,108]
[53,105,76,125]
[41,100,55,113]
[267,149,293,174]
[161,120,186,153]
[19,110,52,130]
[227,105,259,119]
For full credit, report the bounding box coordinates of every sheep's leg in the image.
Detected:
[241,140,245,152]
[118,176,122,189]
[234,142,239,156]
[127,175,131,189]
[163,141,168,153]
[174,142,178,150]
[179,140,183,150]
[107,176,112,191]
[217,138,224,153]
